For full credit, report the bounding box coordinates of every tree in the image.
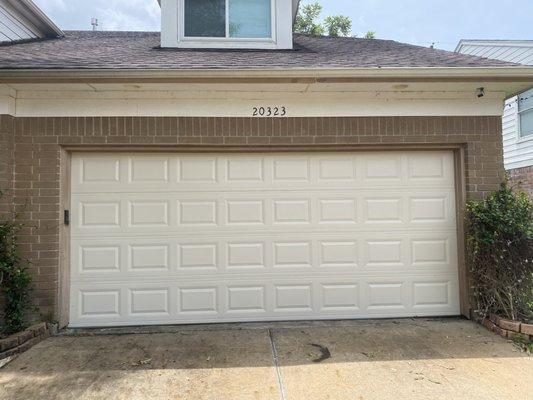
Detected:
[294,2,376,39]
[324,15,351,37]
[294,2,325,36]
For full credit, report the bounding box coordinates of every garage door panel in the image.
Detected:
[72,232,457,280]
[72,153,454,193]
[72,191,456,235]
[70,151,460,327]
[70,273,459,326]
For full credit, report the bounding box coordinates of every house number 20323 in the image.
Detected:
[252,106,287,117]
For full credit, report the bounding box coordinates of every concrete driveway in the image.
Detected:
[0,318,531,400]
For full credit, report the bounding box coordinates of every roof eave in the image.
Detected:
[1,66,532,81]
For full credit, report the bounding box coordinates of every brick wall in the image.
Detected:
[0,115,14,217]
[508,165,533,196]
[1,115,505,320]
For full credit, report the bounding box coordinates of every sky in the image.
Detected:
[33,0,533,51]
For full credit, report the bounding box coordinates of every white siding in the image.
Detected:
[0,0,42,43]
[457,42,533,66]
[457,41,533,170]
[502,96,533,170]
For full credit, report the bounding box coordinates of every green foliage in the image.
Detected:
[466,181,533,322]
[324,15,352,37]
[295,1,369,38]
[0,192,33,334]
[294,2,325,36]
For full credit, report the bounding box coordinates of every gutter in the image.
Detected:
[0,67,532,82]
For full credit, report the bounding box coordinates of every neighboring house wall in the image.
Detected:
[456,41,533,65]
[0,0,41,42]
[0,114,505,319]
[0,0,62,43]
[456,40,533,194]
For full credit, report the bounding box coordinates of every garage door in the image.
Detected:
[69,151,460,327]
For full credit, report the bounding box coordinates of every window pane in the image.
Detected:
[518,88,533,112]
[229,0,271,38]
[185,0,225,37]
[520,109,533,137]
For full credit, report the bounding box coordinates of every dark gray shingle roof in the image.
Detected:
[0,30,517,70]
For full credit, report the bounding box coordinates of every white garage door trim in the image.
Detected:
[69,151,460,327]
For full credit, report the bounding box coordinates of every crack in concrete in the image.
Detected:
[268,329,286,400]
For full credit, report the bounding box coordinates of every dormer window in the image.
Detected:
[184,0,272,39]
[160,0,296,49]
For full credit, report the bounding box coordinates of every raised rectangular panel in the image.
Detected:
[130,202,168,226]
[227,200,264,225]
[130,289,169,314]
[179,158,217,182]
[412,240,448,264]
[366,241,402,265]
[227,158,263,181]
[179,201,217,225]
[275,285,312,310]
[130,157,168,182]
[410,198,446,222]
[81,202,120,227]
[81,158,119,183]
[318,158,355,180]
[368,283,403,308]
[320,241,357,267]
[179,244,217,269]
[228,243,265,268]
[274,242,312,267]
[322,285,359,309]
[364,156,400,179]
[80,246,120,272]
[364,198,402,223]
[319,199,356,223]
[179,288,218,313]
[130,245,169,270]
[409,155,445,179]
[227,287,265,311]
[273,158,310,181]
[274,200,310,224]
[80,290,120,316]
[414,282,449,306]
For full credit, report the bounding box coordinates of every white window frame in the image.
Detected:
[160,0,293,50]
[180,0,276,43]
[517,88,533,143]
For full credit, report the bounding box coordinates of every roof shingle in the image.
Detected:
[0,30,517,70]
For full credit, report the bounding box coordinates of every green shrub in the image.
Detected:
[0,192,33,334]
[466,181,533,322]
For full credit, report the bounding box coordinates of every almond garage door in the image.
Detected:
[69,151,460,327]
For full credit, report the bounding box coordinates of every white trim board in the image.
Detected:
[10,91,505,117]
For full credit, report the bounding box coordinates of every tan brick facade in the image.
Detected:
[508,165,533,196]
[0,115,14,218]
[0,115,505,321]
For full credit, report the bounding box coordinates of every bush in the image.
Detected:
[0,193,33,334]
[466,181,533,322]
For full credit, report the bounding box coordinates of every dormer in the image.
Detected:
[160,0,299,49]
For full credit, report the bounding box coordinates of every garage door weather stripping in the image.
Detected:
[69,151,460,327]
